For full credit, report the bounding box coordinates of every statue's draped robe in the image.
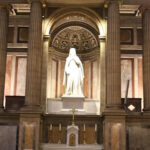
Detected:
[63,54,84,96]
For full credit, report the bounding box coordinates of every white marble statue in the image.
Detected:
[63,48,84,97]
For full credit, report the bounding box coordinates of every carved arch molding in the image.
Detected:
[50,13,99,54]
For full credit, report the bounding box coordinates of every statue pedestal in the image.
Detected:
[67,125,79,146]
[62,96,84,109]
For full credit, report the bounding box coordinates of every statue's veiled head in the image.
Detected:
[69,48,76,57]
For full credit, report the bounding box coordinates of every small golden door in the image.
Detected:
[69,133,76,146]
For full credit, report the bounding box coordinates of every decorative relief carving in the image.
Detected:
[51,14,99,33]
[52,26,98,53]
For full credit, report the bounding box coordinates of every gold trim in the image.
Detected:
[42,0,46,8]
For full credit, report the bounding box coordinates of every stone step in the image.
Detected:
[41,144,104,150]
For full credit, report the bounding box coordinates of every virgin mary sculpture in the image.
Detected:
[63,48,84,97]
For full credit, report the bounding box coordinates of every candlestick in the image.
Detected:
[48,124,53,143]
[83,124,86,144]
[83,124,85,131]
[49,124,52,131]
[59,123,61,131]
[95,124,97,132]
[72,108,75,125]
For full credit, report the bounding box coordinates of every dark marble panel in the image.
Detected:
[137,29,142,45]
[0,125,18,150]
[17,27,29,43]
[120,28,134,45]
[127,125,150,150]
[5,96,25,112]
[8,27,15,43]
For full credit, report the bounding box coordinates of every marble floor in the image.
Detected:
[41,144,104,150]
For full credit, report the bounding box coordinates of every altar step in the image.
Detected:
[41,144,104,150]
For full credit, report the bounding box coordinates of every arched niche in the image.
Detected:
[44,7,105,105]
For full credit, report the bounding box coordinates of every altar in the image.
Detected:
[46,98,100,115]
[41,144,104,150]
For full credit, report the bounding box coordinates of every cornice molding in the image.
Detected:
[139,5,150,14]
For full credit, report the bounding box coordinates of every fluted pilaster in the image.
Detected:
[0,5,8,110]
[106,1,121,109]
[25,0,42,109]
[99,36,106,112]
[143,8,150,111]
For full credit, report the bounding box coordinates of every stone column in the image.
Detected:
[99,35,106,112]
[142,8,150,112]
[19,1,42,150]
[25,0,42,110]
[41,35,50,113]
[0,5,8,111]
[103,2,126,150]
[106,1,121,109]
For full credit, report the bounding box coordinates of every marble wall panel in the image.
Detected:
[23,123,35,149]
[105,121,125,150]
[8,27,15,43]
[121,59,133,98]
[120,28,133,45]
[127,125,150,150]
[48,57,99,100]
[51,59,58,98]
[0,125,17,150]
[137,29,142,45]
[17,27,29,43]
[92,61,98,99]
[60,61,65,97]
[83,61,89,98]
[15,57,27,96]
[111,124,121,150]
[5,56,12,96]
[138,58,143,99]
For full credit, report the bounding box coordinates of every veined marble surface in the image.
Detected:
[46,98,100,115]
[41,144,104,150]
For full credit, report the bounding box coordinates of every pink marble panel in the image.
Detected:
[84,61,89,98]
[138,58,143,98]
[60,61,65,97]
[5,56,12,96]
[121,59,133,98]
[51,59,57,98]
[92,61,97,99]
[16,57,27,96]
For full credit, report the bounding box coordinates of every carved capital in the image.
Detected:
[28,0,46,7]
[43,34,50,41]
[98,35,106,42]
[139,5,150,14]
[104,0,120,8]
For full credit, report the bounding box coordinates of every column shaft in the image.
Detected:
[106,1,121,108]
[100,37,106,112]
[143,9,150,111]
[41,35,49,113]
[0,6,8,109]
[25,0,42,107]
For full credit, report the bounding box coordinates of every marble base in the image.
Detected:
[41,144,104,150]
[47,98,100,115]
[62,96,84,109]
[0,126,17,150]
[67,125,79,146]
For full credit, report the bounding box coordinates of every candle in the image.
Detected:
[83,124,85,131]
[49,124,52,131]
[95,124,97,132]
[59,123,61,131]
